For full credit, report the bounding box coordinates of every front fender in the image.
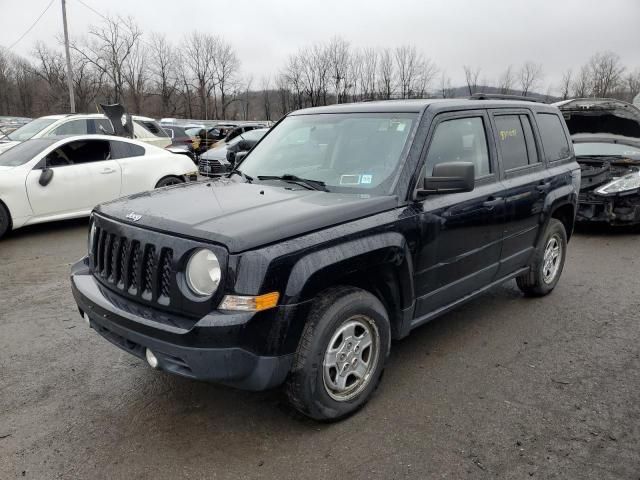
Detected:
[283,232,414,309]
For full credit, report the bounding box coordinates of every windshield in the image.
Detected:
[7,117,57,141]
[0,138,56,166]
[238,113,417,194]
[574,142,640,158]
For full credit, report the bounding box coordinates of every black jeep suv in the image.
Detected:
[71,99,580,421]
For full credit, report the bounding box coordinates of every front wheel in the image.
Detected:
[516,218,567,296]
[155,176,184,188]
[284,286,390,421]
[0,202,11,239]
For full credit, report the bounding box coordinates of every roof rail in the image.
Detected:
[469,93,546,103]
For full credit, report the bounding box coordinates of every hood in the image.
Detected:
[201,146,228,161]
[96,179,397,253]
[555,98,640,140]
[0,141,19,154]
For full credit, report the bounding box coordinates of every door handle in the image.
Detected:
[482,197,503,209]
[536,182,551,193]
[101,168,116,174]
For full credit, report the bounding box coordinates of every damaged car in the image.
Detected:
[556,98,640,225]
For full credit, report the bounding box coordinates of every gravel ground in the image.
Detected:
[0,219,638,479]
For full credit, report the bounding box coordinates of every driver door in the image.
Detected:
[412,112,506,319]
[26,139,121,217]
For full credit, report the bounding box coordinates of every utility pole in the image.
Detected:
[61,0,76,113]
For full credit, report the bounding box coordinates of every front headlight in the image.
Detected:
[186,248,221,296]
[595,170,640,196]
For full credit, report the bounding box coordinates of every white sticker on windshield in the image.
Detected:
[360,174,373,184]
[397,123,406,132]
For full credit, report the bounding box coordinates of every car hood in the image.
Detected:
[556,98,640,140]
[201,146,228,161]
[96,179,397,253]
[0,141,19,154]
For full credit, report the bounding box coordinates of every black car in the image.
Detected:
[71,99,579,421]
[198,128,268,177]
[556,98,640,225]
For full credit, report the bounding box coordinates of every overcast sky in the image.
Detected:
[1,0,638,94]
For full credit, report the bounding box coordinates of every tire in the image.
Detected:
[0,202,11,239]
[284,286,391,421]
[516,218,567,296]
[155,176,184,188]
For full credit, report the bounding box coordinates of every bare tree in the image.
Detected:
[519,61,543,96]
[123,41,147,113]
[260,76,272,121]
[71,52,103,113]
[32,42,67,110]
[498,65,515,94]
[282,54,304,109]
[395,45,419,98]
[626,69,640,103]
[463,65,480,95]
[70,15,143,104]
[356,47,377,101]
[149,33,178,116]
[182,32,217,118]
[559,69,572,100]
[377,48,394,99]
[327,37,351,103]
[212,37,240,118]
[572,64,592,97]
[439,72,454,98]
[588,51,624,97]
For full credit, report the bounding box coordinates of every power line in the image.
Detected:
[7,0,56,51]
[73,0,109,22]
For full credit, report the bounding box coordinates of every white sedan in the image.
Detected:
[0,135,198,238]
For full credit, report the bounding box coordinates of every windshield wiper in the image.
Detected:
[227,168,253,183]
[257,174,327,191]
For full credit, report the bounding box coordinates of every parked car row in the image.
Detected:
[2,96,639,421]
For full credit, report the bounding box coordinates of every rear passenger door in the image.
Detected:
[489,110,547,277]
[413,112,506,318]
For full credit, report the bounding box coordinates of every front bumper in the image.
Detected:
[577,191,640,225]
[71,265,297,391]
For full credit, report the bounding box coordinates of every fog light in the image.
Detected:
[145,348,159,369]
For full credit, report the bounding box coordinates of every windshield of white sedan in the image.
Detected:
[574,142,640,158]
[238,113,417,193]
[6,118,57,141]
[0,138,55,166]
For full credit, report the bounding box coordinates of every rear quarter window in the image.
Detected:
[536,113,572,162]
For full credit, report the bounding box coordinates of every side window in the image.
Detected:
[46,140,111,166]
[49,119,90,136]
[536,113,571,162]
[425,117,491,178]
[494,115,529,170]
[110,140,145,159]
[94,119,115,135]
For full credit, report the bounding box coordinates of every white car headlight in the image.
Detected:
[595,170,640,196]
[186,248,221,296]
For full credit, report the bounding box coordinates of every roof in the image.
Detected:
[290,98,559,115]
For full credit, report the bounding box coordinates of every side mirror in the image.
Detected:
[415,161,475,199]
[234,151,248,165]
[39,168,54,187]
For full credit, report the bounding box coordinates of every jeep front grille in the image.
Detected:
[91,226,174,306]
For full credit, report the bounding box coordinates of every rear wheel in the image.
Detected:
[284,286,390,421]
[516,218,567,296]
[0,202,11,239]
[155,176,184,188]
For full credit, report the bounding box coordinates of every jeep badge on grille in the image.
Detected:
[126,212,142,222]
